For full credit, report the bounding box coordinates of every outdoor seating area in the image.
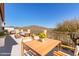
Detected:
[0,27,76,56]
[7,29,61,56]
[8,29,75,56]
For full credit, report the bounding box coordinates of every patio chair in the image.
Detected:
[24,50,37,56]
[33,36,40,40]
[61,45,75,51]
[22,37,32,42]
[53,51,70,56]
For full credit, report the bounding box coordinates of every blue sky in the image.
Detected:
[5,3,79,28]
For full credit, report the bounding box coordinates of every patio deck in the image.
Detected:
[0,35,74,56]
[0,35,21,56]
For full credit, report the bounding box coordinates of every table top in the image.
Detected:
[23,39,61,56]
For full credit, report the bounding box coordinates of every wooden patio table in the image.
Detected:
[22,39,61,56]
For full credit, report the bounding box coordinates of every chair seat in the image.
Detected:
[53,51,70,56]
[22,37,32,42]
[24,50,37,56]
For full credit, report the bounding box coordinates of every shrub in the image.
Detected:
[0,32,6,37]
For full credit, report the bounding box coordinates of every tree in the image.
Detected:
[56,19,79,32]
[54,19,79,46]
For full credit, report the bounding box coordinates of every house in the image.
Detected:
[0,3,4,32]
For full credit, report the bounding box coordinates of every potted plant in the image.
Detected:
[38,32,47,42]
